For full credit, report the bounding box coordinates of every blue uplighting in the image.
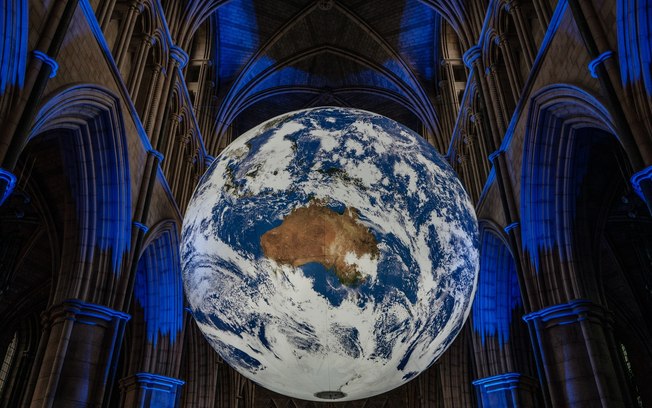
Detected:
[472,232,521,346]
[0,168,17,206]
[0,0,28,92]
[32,50,58,78]
[134,227,184,345]
[618,0,652,93]
[631,165,652,201]
[133,222,149,233]
[136,373,184,388]
[30,85,133,275]
[588,51,613,79]
[522,298,597,325]
[398,0,437,81]
[521,123,596,272]
[472,372,523,387]
[217,0,259,80]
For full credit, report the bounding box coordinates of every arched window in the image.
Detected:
[0,332,18,397]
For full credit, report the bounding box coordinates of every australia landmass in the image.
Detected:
[260,202,379,285]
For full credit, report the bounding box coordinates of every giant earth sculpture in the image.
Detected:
[181,107,479,401]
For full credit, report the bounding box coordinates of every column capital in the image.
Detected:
[133,221,148,233]
[128,0,145,13]
[179,134,191,145]
[47,299,130,326]
[504,0,520,13]
[119,373,184,406]
[488,149,505,163]
[120,373,184,391]
[631,165,652,201]
[148,149,164,162]
[504,221,519,233]
[588,50,614,78]
[522,299,610,328]
[485,63,497,76]
[170,112,183,123]
[143,34,156,47]
[495,33,508,47]
[473,373,539,406]
[0,168,17,206]
[463,45,482,69]
[472,372,538,389]
[32,50,58,78]
[170,45,189,69]
[152,63,164,73]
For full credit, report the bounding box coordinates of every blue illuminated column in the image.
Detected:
[473,373,539,408]
[120,373,184,408]
[28,300,130,407]
[523,300,628,407]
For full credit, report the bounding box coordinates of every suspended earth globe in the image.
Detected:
[181,107,479,401]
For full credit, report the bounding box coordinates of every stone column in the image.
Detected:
[523,300,628,407]
[436,79,453,141]
[178,154,195,207]
[1,0,77,170]
[97,0,118,31]
[29,300,129,408]
[439,329,475,408]
[485,64,508,134]
[473,373,539,407]
[170,134,190,196]
[505,0,535,67]
[469,113,491,177]
[127,35,155,101]
[113,1,144,72]
[149,46,189,148]
[496,34,521,104]
[162,113,182,177]
[120,373,184,408]
[142,63,163,132]
[463,132,483,196]
[532,0,551,28]
[456,153,472,198]
[463,46,501,151]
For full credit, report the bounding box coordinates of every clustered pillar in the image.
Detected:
[120,373,184,408]
[523,300,629,407]
[28,300,129,408]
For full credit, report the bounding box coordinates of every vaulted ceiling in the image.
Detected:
[190,0,470,153]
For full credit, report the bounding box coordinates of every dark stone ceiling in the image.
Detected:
[207,0,449,144]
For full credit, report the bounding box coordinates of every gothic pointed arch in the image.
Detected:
[130,220,184,371]
[209,0,442,152]
[472,221,523,348]
[119,220,185,405]
[470,220,539,406]
[519,83,652,406]
[520,84,622,305]
[27,85,133,307]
